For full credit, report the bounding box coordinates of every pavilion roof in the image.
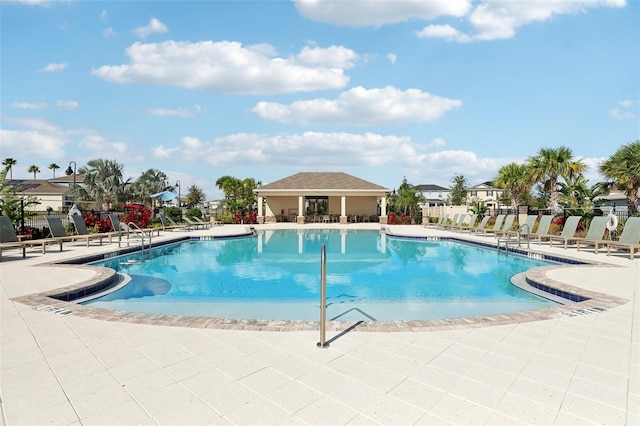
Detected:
[257,172,388,192]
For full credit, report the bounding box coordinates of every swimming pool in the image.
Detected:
[85,229,558,321]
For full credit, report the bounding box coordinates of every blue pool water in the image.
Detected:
[85,229,558,321]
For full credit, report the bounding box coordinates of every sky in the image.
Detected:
[1,0,639,201]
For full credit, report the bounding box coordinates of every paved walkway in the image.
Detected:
[1,224,638,425]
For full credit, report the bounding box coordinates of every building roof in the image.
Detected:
[4,180,69,195]
[48,174,84,184]
[416,184,449,191]
[257,172,388,192]
[469,181,499,190]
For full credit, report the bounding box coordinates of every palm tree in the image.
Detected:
[135,168,169,207]
[559,174,609,218]
[215,175,238,199]
[78,159,130,210]
[2,158,17,179]
[215,176,262,218]
[559,174,608,208]
[186,184,206,206]
[493,162,534,212]
[238,178,261,212]
[27,165,40,180]
[599,140,640,215]
[527,146,586,213]
[48,163,60,178]
[392,177,425,222]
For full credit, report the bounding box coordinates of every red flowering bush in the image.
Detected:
[386,213,410,224]
[121,206,152,229]
[552,217,564,225]
[22,226,43,239]
[83,213,112,233]
[233,212,258,224]
[245,212,257,224]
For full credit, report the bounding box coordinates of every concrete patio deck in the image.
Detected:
[1,223,638,425]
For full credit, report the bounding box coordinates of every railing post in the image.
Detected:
[317,244,329,348]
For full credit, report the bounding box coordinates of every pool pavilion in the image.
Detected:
[254,172,390,224]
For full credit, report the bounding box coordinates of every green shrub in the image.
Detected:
[215,212,234,224]
[186,207,202,219]
[164,206,182,222]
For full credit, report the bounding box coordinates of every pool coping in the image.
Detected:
[11,229,630,332]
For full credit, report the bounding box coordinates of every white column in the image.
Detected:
[257,196,263,217]
[381,196,387,216]
[298,196,305,223]
[340,196,347,224]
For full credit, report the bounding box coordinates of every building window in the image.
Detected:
[487,190,493,196]
[470,191,477,196]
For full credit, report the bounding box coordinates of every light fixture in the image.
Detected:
[175,180,181,208]
[66,161,77,206]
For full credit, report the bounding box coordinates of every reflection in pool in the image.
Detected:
[85,229,558,321]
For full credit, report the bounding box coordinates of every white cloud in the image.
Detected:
[416,24,471,43]
[0,116,139,166]
[582,156,607,184]
[92,41,353,94]
[4,0,52,6]
[5,116,60,133]
[609,99,637,119]
[0,129,66,158]
[406,150,521,185]
[57,100,79,110]
[150,130,542,186]
[294,0,471,27]
[153,131,413,167]
[0,117,67,158]
[103,27,117,37]
[387,53,397,64]
[41,62,68,72]
[77,134,131,158]
[11,101,47,110]
[252,86,462,125]
[133,17,168,38]
[100,9,108,20]
[152,130,609,188]
[153,145,180,159]
[295,45,359,69]
[148,107,195,118]
[428,137,446,148]
[418,0,627,43]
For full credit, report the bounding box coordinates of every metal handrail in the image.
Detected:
[517,223,530,249]
[497,223,531,253]
[126,221,150,254]
[317,244,329,348]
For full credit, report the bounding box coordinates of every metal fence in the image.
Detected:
[484,206,629,221]
[18,211,120,232]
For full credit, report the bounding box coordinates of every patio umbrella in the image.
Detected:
[150,191,177,202]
